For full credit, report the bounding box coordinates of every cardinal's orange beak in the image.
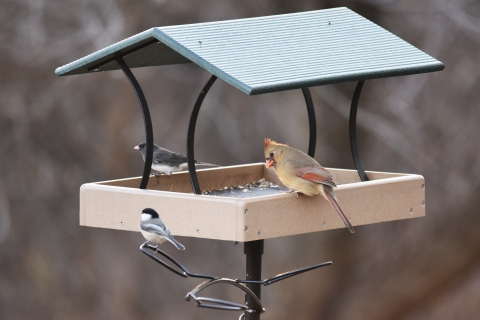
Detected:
[265,159,275,168]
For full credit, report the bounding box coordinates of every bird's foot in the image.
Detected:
[154,245,159,252]
[285,189,299,198]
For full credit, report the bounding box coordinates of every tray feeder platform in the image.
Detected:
[56,7,443,319]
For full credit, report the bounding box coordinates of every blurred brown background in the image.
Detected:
[1,0,480,319]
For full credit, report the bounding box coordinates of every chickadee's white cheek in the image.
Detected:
[141,214,151,221]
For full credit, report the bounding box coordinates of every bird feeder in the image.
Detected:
[56,7,443,319]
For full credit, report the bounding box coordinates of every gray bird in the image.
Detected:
[140,208,185,250]
[134,142,218,176]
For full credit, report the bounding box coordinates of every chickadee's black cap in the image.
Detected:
[142,208,159,218]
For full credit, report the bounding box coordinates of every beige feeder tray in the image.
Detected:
[80,163,425,241]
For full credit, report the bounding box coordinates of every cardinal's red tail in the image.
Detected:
[324,188,355,233]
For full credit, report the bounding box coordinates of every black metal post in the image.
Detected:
[186,75,218,194]
[116,57,154,189]
[302,87,316,158]
[349,81,369,182]
[244,240,264,320]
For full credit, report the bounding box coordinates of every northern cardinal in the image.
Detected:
[264,138,354,233]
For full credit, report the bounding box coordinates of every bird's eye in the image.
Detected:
[270,152,274,157]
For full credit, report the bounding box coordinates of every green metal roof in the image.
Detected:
[55,7,444,95]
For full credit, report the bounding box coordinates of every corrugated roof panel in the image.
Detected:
[55,7,444,95]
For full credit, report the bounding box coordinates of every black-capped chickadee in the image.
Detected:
[140,208,185,250]
[134,142,218,176]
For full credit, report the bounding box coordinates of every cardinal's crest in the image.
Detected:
[264,138,287,149]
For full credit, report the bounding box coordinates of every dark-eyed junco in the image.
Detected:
[140,208,185,250]
[134,142,218,175]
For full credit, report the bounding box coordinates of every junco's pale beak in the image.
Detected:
[134,145,140,150]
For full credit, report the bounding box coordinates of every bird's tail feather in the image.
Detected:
[324,189,355,233]
[195,161,219,167]
[166,236,185,250]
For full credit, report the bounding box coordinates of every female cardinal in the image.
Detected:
[264,138,354,233]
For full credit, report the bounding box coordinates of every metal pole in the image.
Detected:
[244,240,264,320]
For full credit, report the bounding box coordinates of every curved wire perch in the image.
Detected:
[141,241,331,284]
[236,261,332,286]
[186,278,265,314]
[349,80,369,182]
[116,57,154,189]
[187,294,248,311]
[140,242,217,280]
[140,242,331,313]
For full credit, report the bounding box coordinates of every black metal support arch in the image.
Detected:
[349,80,369,182]
[186,76,318,320]
[302,87,317,158]
[116,57,154,189]
[186,75,218,195]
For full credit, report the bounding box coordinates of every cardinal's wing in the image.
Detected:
[293,166,337,188]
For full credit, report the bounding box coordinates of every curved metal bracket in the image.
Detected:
[349,80,369,182]
[302,87,316,158]
[186,278,265,314]
[116,57,154,189]
[187,75,218,194]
